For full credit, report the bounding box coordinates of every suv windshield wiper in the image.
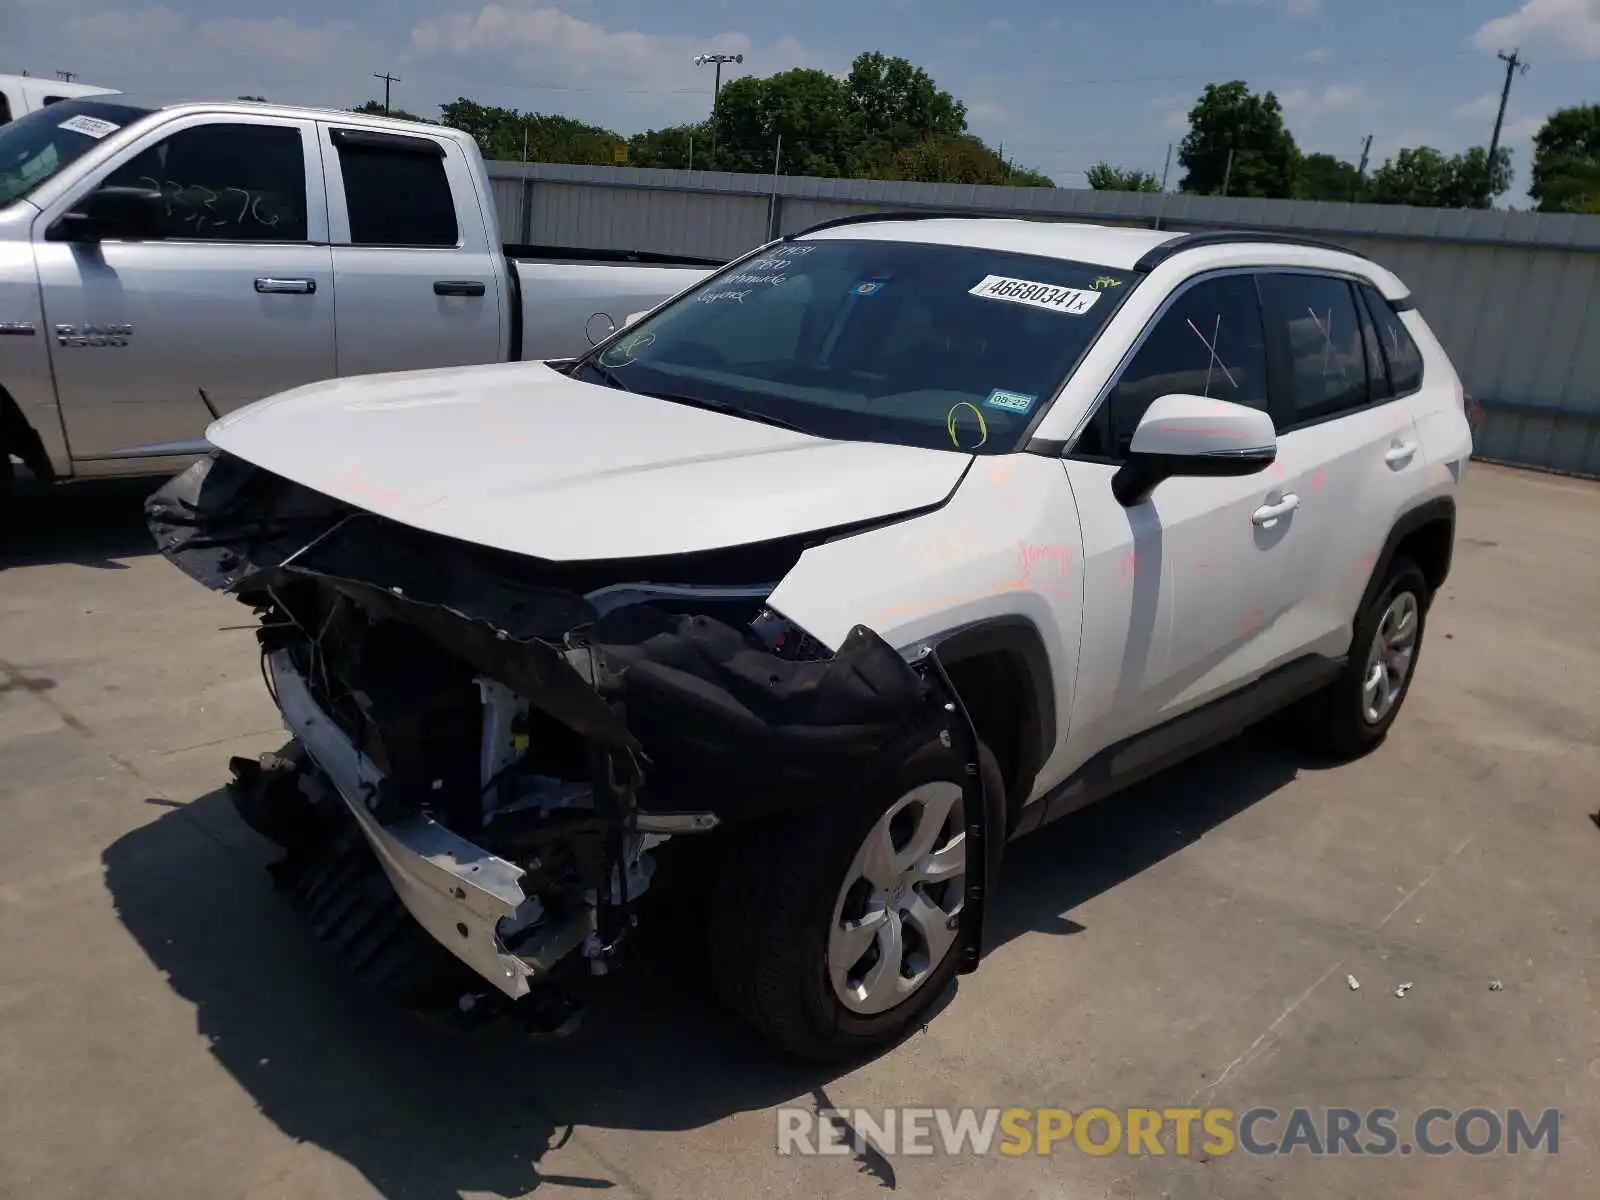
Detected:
[644,391,814,436]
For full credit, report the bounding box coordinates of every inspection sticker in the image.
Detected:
[851,279,887,297]
[983,388,1037,414]
[58,115,120,139]
[969,275,1101,316]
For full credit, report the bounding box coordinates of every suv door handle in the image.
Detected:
[434,280,486,297]
[1385,440,1419,466]
[255,277,316,294]
[1252,493,1301,527]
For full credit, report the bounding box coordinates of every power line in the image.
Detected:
[1482,48,1529,208]
[373,70,401,115]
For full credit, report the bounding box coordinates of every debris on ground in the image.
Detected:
[1489,980,1504,991]
[1394,982,1414,998]
[1347,974,1361,990]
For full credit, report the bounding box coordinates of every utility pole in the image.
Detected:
[55,70,77,83]
[1221,147,1235,198]
[1355,133,1373,200]
[1160,143,1173,191]
[1483,49,1529,208]
[373,71,401,115]
[693,53,743,163]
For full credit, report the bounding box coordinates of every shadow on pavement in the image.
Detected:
[1,475,168,569]
[101,725,1307,1198]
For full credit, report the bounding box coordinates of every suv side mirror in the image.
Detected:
[1111,393,1277,507]
[47,185,166,243]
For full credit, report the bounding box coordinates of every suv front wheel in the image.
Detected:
[708,738,1004,1062]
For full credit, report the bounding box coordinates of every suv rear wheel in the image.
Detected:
[708,738,1003,1062]
[1295,555,1430,759]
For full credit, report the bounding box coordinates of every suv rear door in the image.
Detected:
[1255,270,1428,661]
[319,125,504,377]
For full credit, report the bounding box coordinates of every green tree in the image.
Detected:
[1085,162,1161,192]
[348,98,429,122]
[874,134,1052,186]
[1177,81,1298,198]
[1529,104,1600,214]
[1292,152,1364,201]
[1366,145,1511,208]
[628,122,709,169]
[842,50,967,170]
[438,98,622,164]
[708,69,855,174]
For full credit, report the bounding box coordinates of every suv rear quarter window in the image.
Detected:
[1259,272,1369,424]
[1358,282,1424,395]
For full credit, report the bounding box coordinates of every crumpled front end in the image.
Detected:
[146,450,990,1027]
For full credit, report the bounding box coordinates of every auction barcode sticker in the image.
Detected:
[58,115,121,139]
[968,275,1101,316]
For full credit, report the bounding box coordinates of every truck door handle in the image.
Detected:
[1252,493,1301,527]
[255,277,316,294]
[1384,440,1419,466]
[434,280,486,297]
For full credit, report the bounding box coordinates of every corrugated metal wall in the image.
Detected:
[488,161,1600,477]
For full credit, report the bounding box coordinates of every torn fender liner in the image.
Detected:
[590,603,942,821]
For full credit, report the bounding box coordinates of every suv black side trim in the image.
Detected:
[1132,230,1361,273]
[1012,653,1343,840]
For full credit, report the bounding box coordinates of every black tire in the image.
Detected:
[707,737,1005,1063]
[1295,555,1431,760]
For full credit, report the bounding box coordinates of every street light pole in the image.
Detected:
[693,52,743,165]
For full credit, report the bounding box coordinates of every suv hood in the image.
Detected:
[205,361,971,562]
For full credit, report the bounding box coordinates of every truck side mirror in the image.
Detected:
[47,185,166,243]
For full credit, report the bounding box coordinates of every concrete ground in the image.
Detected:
[1,461,1596,1200]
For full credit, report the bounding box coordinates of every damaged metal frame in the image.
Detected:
[147,449,995,1016]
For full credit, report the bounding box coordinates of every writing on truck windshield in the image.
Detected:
[0,99,154,208]
[574,238,1134,455]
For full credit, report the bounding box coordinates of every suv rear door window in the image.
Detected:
[1259,272,1369,424]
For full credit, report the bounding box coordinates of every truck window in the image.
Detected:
[335,140,459,247]
[101,122,308,241]
[1,94,13,125]
[44,96,67,106]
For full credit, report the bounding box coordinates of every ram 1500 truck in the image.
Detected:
[0,95,716,502]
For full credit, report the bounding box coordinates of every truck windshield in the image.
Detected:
[0,99,155,209]
[574,236,1135,455]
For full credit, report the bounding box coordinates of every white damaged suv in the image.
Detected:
[148,214,1473,1061]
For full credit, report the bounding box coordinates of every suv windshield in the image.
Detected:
[574,236,1135,455]
[0,99,154,209]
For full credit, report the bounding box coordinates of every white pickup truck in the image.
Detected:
[0,94,716,501]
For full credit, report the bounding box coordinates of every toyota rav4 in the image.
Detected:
[147,214,1473,1062]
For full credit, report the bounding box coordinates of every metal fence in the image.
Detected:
[488,160,1600,478]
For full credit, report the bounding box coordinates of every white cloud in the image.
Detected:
[986,18,1013,32]
[1454,93,1502,120]
[1215,0,1322,16]
[1475,0,1600,57]
[968,100,1009,122]
[1299,46,1334,63]
[1503,114,1546,139]
[1280,82,1367,116]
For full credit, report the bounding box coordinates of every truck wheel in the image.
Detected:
[1295,556,1430,760]
[708,738,1004,1063]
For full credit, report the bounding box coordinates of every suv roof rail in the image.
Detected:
[1133,229,1361,272]
[786,210,993,239]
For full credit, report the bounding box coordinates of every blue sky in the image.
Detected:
[7,0,1598,205]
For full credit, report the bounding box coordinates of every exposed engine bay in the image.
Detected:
[145,450,991,1035]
